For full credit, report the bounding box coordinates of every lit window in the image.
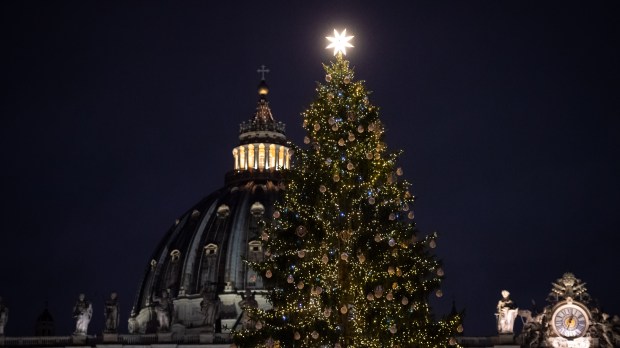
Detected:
[232,148,239,170]
[269,144,276,169]
[248,144,255,169]
[239,146,246,170]
[258,143,265,170]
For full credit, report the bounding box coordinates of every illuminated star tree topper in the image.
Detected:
[326,28,354,56]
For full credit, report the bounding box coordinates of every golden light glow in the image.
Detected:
[326,29,354,56]
[233,143,290,172]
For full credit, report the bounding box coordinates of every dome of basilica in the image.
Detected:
[128,77,291,335]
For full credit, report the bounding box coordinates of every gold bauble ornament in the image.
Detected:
[273,210,280,218]
[340,305,348,314]
[407,211,414,219]
[436,289,443,298]
[297,281,304,290]
[319,185,327,193]
[437,268,444,276]
[429,240,437,248]
[386,291,394,301]
[357,125,364,133]
[449,337,457,345]
[333,174,340,182]
[314,123,320,131]
[389,213,396,221]
[348,133,355,141]
[389,325,397,334]
[344,76,351,84]
[396,167,403,176]
[297,250,306,258]
[401,296,409,305]
[367,293,374,301]
[261,231,269,241]
[328,117,335,125]
[294,332,301,340]
[366,152,373,159]
[347,162,354,170]
[265,270,272,278]
[311,331,319,339]
[287,275,294,283]
[388,266,395,275]
[340,252,348,261]
[325,74,332,82]
[303,136,310,144]
[322,254,329,264]
[255,321,263,329]
[338,138,345,146]
[332,124,339,131]
[368,197,375,204]
[374,233,382,242]
[357,253,366,263]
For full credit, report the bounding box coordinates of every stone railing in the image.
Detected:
[0,333,232,346]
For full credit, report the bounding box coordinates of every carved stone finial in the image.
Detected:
[547,272,590,304]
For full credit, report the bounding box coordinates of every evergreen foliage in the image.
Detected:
[234,55,461,348]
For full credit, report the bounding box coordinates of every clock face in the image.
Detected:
[552,304,589,338]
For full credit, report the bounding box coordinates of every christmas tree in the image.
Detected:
[234,30,462,348]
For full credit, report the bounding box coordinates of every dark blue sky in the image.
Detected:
[1,0,619,337]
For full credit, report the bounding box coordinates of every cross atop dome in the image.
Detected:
[257,64,270,81]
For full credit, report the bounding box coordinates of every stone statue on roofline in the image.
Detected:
[104,292,120,333]
[0,296,8,335]
[154,290,173,332]
[73,293,92,335]
[496,289,518,334]
[238,289,258,330]
[200,285,221,332]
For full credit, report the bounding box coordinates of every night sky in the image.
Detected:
[1,0,619,338]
